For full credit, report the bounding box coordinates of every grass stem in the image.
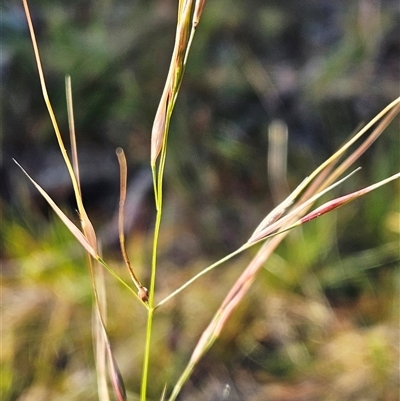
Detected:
[141,160,166,400]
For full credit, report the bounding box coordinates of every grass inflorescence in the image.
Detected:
[4,1,399,400]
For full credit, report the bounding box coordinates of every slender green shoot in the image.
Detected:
[140,2,207,400]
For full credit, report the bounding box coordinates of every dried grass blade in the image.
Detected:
[250,177,308,239]
[248,168,362,244]
[22,0,98,254]
[151,0,200,165]
[95,306,127,401]
[298,172,400,225]
[93,263,111,401]
[167,240,276,401]
[64,74,98,251]
[22,0,81,209]
[304,96,400,188]
[151,89,169,166]
[251,98,400,242]
[91,254,127,401]
[14,159,98,259]
[15,161,136,296]
[65,75,81,195]
[327,101,400,186]
[116,148,149,303]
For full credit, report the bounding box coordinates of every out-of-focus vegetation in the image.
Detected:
[1,1,399,400]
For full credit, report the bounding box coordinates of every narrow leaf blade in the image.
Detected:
[14,159,98,259]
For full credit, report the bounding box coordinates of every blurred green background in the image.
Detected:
[1,1,399,400]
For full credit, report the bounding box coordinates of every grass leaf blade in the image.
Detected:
[14,159,98,259]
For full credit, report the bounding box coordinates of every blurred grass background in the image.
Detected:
[1,0,399,400]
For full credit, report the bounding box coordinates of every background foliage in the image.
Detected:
[1,0,399,400]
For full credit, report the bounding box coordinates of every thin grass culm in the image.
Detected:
[15,0,400,400]
[142,1,207,400]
